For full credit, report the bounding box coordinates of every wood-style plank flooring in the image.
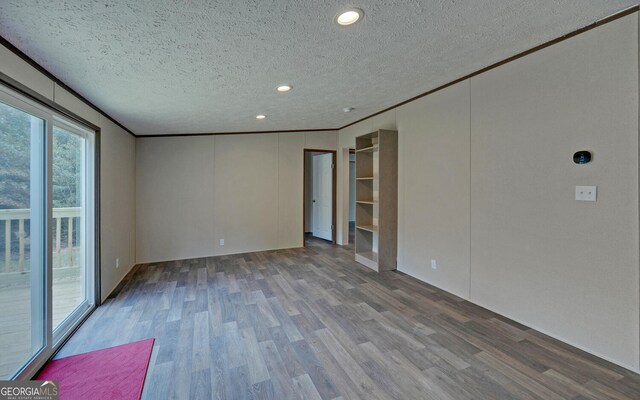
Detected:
[57,235,640,399]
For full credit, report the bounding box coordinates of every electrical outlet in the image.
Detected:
[219,239,225,246]
[431,259,437,270]
[575,186,597,202]
[116,258,120,268]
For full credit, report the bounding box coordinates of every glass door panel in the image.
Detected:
[0,100,46,379]
[51,125,89,333]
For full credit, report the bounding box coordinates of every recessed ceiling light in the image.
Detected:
[256,114,266,119]
[343,107,356,113]
[276,85,292,92]
[336,8,363,26]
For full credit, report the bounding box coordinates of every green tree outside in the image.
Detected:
[1,101,82,270]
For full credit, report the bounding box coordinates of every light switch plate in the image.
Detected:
[575,186,597,202]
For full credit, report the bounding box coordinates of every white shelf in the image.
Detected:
[355,145,379,153]
[356,224,378,233]
[356,200,377,205]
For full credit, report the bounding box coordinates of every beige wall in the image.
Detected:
[97,117,136,301]
[469,13,639,370]
[0,47,137,302]
[277,133,307,249]
[304,131,337,150]
[337,13,639,371]
[396,81,471,299]
[136,131,336,263]
[136,137,215,263]
[213,133,281,255]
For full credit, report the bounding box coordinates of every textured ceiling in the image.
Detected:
[0,1,636,135]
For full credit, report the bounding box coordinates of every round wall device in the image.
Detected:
[573,151,592,164]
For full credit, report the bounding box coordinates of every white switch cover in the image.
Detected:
[575,186,597,202]
[431,259,437,270]
[219,239,225,246]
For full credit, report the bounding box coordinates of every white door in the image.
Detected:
[312,153,333,241]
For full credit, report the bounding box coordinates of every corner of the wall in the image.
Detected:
[101,261,134,303]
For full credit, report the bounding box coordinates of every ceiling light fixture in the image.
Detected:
[256,114,266,119]
[276,85,292,92]
[343,107,356,113]
[336,8,363,26]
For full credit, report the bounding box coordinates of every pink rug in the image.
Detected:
[36,338,154,400]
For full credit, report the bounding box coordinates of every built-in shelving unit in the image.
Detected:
[354,129,398,272]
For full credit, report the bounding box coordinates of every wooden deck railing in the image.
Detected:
[0,207,81,273]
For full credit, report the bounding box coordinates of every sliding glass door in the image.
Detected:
[51,122,94,340]
[0,85,95,380]
[0,99,46,380]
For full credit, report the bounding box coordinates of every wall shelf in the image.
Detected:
[356,224,378,233]
[354,129,398,272]
[355,145,379,153]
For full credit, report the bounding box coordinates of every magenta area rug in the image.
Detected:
[36,338,155,400]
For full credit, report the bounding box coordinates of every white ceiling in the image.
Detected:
[0,1,636,135]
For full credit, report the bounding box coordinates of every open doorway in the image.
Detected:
[303,149,336,244]
[348,148,356,245]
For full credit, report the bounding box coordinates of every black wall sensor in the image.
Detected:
[573,151,592,164]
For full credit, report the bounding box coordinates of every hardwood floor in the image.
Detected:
[56,236,640,399]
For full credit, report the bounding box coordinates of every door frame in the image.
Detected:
[347,148,355,244]
[303,149,337,245]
